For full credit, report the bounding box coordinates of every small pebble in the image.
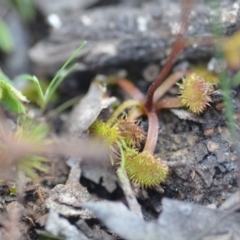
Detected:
[207,141,219,152]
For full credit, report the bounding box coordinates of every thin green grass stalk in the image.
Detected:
[44,63,78,106]
[207,0,240,210]
[17,41,86,111]
[50,95,81,115]
[44,42,86,105]
[207,0,237,139]
[117,140,127,182]
[231,71,240,88]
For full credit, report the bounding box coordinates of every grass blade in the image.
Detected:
[44,41,86,105]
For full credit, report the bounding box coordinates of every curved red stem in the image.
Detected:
[144,0,192,112]
[143,110,159,154]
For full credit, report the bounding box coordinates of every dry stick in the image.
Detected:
[117,168,143,219]
[144,0,193,112]
[66,160,81,185]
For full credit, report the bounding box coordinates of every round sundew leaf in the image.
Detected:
[125,150,168,188]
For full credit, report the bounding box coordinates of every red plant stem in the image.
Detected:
[143,110,159,154]
[144,0,192,112]
[117,78,145,100]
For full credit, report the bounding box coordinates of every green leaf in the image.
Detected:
[0,19,14,53]
[0,80,29,114]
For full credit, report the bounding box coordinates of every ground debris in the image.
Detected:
[84,200,161,240]
[84,197,240,240]
[157,107,238,205]
[29,1,240,79]
[46,183,96,219]
[45,210,90,240]
[158,198,240,240]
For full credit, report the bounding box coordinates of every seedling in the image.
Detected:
[18,41,86,111]
[0,41,86,184]
[90,0,227,188]
[90,1,188,187]
[90,99,169,187]
[109,1,240,188]
[108,64,222,185]
[0,69,51,180]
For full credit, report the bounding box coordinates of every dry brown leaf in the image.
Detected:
[65,80,116,136]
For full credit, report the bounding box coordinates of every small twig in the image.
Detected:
[35,188,44,202]
[220,191,240,211]
[117,167,143,219]
[66,158,82,185]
